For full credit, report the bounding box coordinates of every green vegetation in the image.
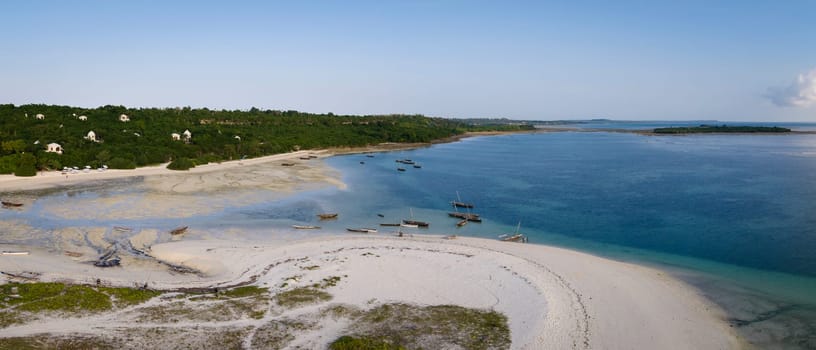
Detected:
[167,157,195,170]
[653,125,792,134]
[97,287,162,307]
[330,335,407,350]
[0,104,534,175]
[275,287,332,308]
[219,285,268,298]
[335,303,510,350]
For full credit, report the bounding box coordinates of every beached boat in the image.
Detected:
[399,223,419,228]
[346,228,378,233]
[299,156,311,160]
[281,163,296,166]
[292,225,321,229]
[0,251,30,256]
[95,249,122,267]
[318,213,339,220]
[170,226,189,235]
[113,226,133,232]
[1,201,23,207]
[456,219,468,227]
[1,271,41,280]
[499,222,527,243]
[379,223,402,227]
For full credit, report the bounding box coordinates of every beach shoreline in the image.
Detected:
[0,234,742,349]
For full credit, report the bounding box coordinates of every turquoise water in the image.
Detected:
[544,120,816,131]
[3,130,816,348]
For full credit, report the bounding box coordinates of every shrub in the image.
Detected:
[107,157,136,169]
[14,153,37,176]
[167,157,195,170]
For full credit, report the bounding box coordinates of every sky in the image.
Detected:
[1,1,815,121]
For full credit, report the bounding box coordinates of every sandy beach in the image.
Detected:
[0,234,741,349]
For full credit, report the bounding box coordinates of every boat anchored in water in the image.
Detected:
[346,228,378,233]
[317,213,339,220]
[499,222,527,243]
[292,225,321,229]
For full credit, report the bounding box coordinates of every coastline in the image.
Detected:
[0,130,747,348]
[0,234,742,349]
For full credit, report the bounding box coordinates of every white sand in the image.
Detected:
[0,234,741,349]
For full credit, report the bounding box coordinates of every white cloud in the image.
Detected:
[767,68,816,107]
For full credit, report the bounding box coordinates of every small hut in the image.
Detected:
[171,133,181,141]
[46,143,63,154]
[234,135,241,141]
[35,113,45,120]
[78,115,88,121]
[182,130,192,142]
[119,114,130,122]
[85,130,97,142]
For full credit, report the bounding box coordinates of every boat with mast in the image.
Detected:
[402,208,429,228]
[499,222,527,243]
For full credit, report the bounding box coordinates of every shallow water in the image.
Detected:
[3,130,816,348]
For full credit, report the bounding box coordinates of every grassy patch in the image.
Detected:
[98,287,162,307]
[330,335,406,350]
[0,335,119,349]
[251,319,316,349]
[220,285,267,299]
[15,284,112,313]
[275,287,331,308]
[339,303,510,350]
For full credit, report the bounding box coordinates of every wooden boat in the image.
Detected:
[499,222,527,243]
[1,201,23,207]
[170,226,189,235]
[113,226,133,232]
[400,223,419,228]
[451,191,474,208]
[317,213,339,220]
[308,155,318,159]
[401,220,428,228]
[281,163,296,166]
[292,225,321,229]
[0,251,30,256]
[64,251,83,257]
[397,168,406,172]
[448,212,482,222]
[413,164,422,168]
[380,223,402,227]
[346,228,377,233]
[451,201,474,209]
[377,213,385,218]
[456,219,468,227]
[366,154,375,158]
[360,161,365,164]
[94,256,121,267]
[299,156,311,160]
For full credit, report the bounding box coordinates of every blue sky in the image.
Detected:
[1,1,815,121]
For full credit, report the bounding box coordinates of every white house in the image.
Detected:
[234,135,241,141]
[171,133,181,141]
[182,129,192,141]
[35,113,45,120]
[78,115,88,121]
[85,130,97,142]
[119,114,130,122]
[46,143,63,155]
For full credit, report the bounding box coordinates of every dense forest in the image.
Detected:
[0,104,533,176]
[653,125,791,134]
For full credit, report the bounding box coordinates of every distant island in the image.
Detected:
[653,125,792,134]
[0,104,533,176]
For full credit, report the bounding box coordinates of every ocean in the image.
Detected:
[3,126,816,348]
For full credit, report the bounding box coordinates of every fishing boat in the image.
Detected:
[451,191,474,208]
[346,228,378,233]
[113,226,133,232]
[1,201,23,207]
[292,225,321,229]
[366,154,375,158]
[281,163,296,166]
[397,168,406,172]
[499,222,527,243]
[170,226,189,235]
[413,164,422,168]
[447,212,482,222]
[317,213,339,220]
[456,219,468,227]
[377,213,385,218]
[403,208,429,228]
[400,223,419,228]
[380,223,402,227]
[299,156,311,160]
[360,161,365,164]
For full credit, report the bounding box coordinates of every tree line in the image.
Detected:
[0,104,533,176]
